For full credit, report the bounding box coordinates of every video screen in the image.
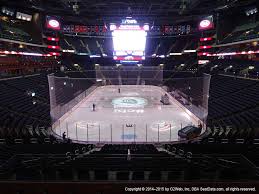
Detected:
[112,30,147,52]
[112,29,147,58]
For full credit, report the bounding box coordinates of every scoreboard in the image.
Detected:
[110,18,148,63]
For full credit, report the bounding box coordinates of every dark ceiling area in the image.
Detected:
[0,0,257,24]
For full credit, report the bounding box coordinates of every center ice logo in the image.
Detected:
[122,99,137,104]
[112,97,148,108]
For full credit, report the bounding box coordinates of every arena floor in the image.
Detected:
[53,85,203,143]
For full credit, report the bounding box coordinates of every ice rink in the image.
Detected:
[53,85,203,143]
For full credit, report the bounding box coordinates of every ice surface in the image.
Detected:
[53,85,202,143]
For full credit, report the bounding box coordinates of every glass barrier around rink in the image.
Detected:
[48,73,211,143]
[163,73,211,128]
[95,65,164,85]
[53,121,200,144]
[48,74,98,129]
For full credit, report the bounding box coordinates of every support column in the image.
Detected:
[144,171,151,181]
[55,170,60,180]
[89,170,95,181]
[108,171,117,181]
[129,171,133,181]
[161,171,168,181]
[72,168,78,181]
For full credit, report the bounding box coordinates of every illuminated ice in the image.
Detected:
[53,85,204,143]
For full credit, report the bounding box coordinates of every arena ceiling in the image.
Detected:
[0,0,257,24]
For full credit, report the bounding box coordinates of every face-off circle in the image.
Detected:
[150,120,176,132]
[77,121,99,129]
[112,97,148,108]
